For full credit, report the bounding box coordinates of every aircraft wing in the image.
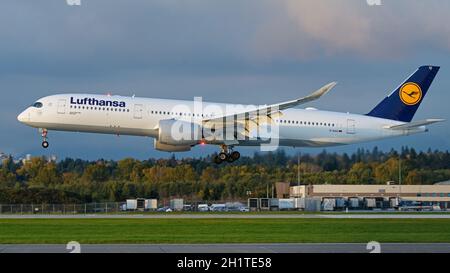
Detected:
[385,119,445,130]
[202,82,337,129]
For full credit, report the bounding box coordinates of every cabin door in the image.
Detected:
[57,99,66,114]
[346,119,356,134]
[133,104,143,119]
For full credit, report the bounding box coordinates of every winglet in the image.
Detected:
[308,82,337,100]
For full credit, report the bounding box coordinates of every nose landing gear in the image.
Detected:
[41,129,49,149]
[213,145,240,164]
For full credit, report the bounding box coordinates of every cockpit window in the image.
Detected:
[32,102,43,108]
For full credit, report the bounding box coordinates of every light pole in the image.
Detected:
[297,152,301,187]
[399,156,402,191]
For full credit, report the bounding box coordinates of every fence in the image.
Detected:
[0,200,250,214]
[0,202,126,214]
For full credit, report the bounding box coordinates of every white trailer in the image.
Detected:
[126,199,138,210]
[349,198,360,209]
[305,198,321,212]
[278,199,295,210]
[170,199,184,211]
[294,198,305,209]
[322,198,336,211]
[145,199,158,210]
[390,198,399,208]
[365,198,377,209]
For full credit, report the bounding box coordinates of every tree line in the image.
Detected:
[0,147,449,204]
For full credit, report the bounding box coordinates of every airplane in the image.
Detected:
[17,65,444,164]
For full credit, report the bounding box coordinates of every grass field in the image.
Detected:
[1,218,450,244]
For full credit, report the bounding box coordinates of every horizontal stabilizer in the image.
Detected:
[384,119,445,130]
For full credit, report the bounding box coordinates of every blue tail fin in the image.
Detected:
[366,66,440,122]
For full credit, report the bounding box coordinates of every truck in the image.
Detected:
[126,198,157,211]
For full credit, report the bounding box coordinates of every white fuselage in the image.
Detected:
[17,94,427,149]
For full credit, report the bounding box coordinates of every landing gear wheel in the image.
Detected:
[213,155,223,164]
[40,129,49,149]
[230,151,240,161]
[215,145,241,163]
[218,152,228,161]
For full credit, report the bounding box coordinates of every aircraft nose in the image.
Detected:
[17,111,28,123]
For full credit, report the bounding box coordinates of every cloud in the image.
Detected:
[1,0,450,76]
[251,0,450,60]
[0,0,268,77]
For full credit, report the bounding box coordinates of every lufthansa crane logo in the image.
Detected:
[399,82,422,105]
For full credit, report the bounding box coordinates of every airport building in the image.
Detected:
[290,184,450,210]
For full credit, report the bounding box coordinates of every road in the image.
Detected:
[0,243,449,253]
[1,213,450,219]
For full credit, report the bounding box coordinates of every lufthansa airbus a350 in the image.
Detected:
[18,66,444,164]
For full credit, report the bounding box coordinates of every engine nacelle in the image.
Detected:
[158,119,201,146]
[154,140,191,152]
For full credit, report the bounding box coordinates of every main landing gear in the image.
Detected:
[213,145,240,164]
[41,129,49,149]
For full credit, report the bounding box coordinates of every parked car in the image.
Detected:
[210,204,227,212]
[239,207,249,212]
[157,206,173,212]
[197,204,209,212]
[432,205,442,211]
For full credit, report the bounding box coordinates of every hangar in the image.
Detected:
[289,184,450,210]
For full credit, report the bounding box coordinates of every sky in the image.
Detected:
[0,0,449,160]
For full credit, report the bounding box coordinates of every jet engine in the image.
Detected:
[154,139,191,152]
[157,119,201,146]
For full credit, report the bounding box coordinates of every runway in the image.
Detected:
[1,213,450,219]
[0,243,449,253]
